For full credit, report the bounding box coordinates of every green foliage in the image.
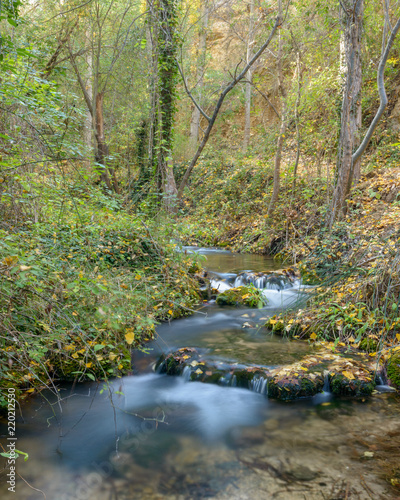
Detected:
[0,173,201,408]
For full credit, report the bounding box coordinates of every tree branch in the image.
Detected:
[67,43,94,117]
[177,16,281,199]
[352,17,400,163]
[177,62,211,122]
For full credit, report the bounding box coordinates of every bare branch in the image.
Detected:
[352,17,400,163]
[251,83,280,119]
[67,43,94,117]
[178,16,281,198]
[177,62,211,122]
[44,0,93,22]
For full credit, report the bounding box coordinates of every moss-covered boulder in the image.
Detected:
[387,353,400,389]
[216,285,265,307]
[330,373,375,396]
[268,373,324,400]
[156,345,380,401]
[156,348,269,388]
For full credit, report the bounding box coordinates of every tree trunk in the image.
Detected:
[243,0,255,150]
[95,92,119,193]
[189,1,209,153]
[158,0,178,211]
[329,0,363,225]
[83,28,93,159]
[267,0,286,217]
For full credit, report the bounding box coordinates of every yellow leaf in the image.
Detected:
[135,275,141,280]
[300,366,308,371]
[19,265,31,271]
[168,310,173,315]
[348,336,356,342]
[342,370,355,380]
[269,319,277,325]
[109,353,117,361]
[310,332,317,340]
[194,368,203,375]
[71,353,79,359]
[396,333,400,342]
[118,363,123,370]
[86,362,93,368]
[125,331,135,345]
[369,352,377,357]
[96,355,104,361]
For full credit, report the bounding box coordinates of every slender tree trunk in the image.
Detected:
[329,0,363,225]
[147,0,159,176]
[243,0,255,150]
[158,0,178,211]
[267,0,286,217]
[83,28,93,158]
[292,52,302,191]
[95,92,119,192]
[189,1,209,153]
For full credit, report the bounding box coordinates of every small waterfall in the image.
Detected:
[234,276,246,287]
[375,371,397,392]
[251,376,268,395]
[313,373,332,404]
[255,277,266,289]
[376,371,386,385]
[182,366,192,382]
[231,375,237,387]
[322,373,331,393]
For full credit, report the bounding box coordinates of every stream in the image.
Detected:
[1,248,399,499]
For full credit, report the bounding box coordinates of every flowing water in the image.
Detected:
[1,248,399,500]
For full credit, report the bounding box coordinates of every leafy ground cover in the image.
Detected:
[0,177,201,410]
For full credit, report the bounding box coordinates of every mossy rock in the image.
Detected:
[156,348,269,388]
[387,353,400,388]
[216,286,265,307]
[268,375,324,401]
[359,338,378,352]
[330,373,375,396]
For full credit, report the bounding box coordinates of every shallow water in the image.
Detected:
[1,249,399,499]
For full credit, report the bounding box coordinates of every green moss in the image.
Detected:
[387,353,400,388]
[359,338,378,352]
[267,376,323,401]
[330,374,375,396]
[216,286,265,307]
